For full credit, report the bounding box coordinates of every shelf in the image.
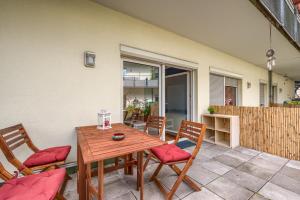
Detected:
[215,128,230,133]
[215,131,230,147]
[201,114,239,148]
[204,129,215,143]
[202,115,215,129]
[215,117,230,133]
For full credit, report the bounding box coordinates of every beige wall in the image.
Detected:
[0,0,294,169]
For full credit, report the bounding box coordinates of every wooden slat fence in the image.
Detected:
[212,105,300,160]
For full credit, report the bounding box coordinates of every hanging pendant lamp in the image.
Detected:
[266,23,276,71]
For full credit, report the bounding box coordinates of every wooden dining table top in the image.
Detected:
[76,123,165,164]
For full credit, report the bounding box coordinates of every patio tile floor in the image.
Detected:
[64,142,300,200]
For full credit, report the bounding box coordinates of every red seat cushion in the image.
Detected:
[151,144,191,164]
[23,146,71,168]
[0,168,66,200]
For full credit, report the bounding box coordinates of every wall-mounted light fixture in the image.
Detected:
[84,51,96,68]
[279,88,283,93]
[247,82,251,89]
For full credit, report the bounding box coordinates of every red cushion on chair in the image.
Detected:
[23,146,71,168]
[151,144,191,164]
[0,168,66,200]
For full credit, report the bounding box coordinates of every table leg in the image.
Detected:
[78,145,87,200]
[86,163,91,200]
[128,153,133,175]
[98,160,104,200]
[137,151,144,200]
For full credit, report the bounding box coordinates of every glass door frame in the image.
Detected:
[162,65,195,136]
[121,57,162,120]
[164,71,191,134]
[121,57,197,141]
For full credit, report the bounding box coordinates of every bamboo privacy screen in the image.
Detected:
[212,106,300,160]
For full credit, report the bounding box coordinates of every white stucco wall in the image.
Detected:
[0,0,295,169]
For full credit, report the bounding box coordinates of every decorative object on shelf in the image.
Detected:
[112,133,125,141]
[208,106,215,114]
[84,51,96,68]
[266,24,276,71]
[97,110,111,129]
[247,82,251,89]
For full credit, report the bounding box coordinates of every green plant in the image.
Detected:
[143,103,151,116]
[208,106,215,114]
[287,101,300,105]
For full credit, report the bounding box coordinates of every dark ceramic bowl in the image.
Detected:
[112,133,125,141]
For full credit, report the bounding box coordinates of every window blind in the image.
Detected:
[210,74,225,105]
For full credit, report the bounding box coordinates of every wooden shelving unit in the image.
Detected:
[202,114,239,148]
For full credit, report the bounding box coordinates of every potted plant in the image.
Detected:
[143,102,151,122]
[208,106,215,114]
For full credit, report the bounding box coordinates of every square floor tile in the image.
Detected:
[237,162,275,180]
[258,182,300,200]
[131,182,179,200]
[225,149,254,161]
[249,194,269,200]
[201,160,233,175]
[248,156,284,172]
[270,172,300,195]
[183,187,223,200]
[223,169,267,192]
[198,145,229,159]
[186,162,220,185]
[111,192,136,200]
[206,177,253,200]
[258,153,288,166]
[280,166,300,182]
[214,154,244,168]
[234,146,261,157]
[286,160,300,170]
[159,175,194,199]
[194,154,211,163]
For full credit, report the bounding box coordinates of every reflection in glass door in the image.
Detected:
[123,60,160,131]
[165,67,190,134]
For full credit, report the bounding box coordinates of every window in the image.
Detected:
[210,74,241,106]
[259,83,267,106]
[272,85,278,103]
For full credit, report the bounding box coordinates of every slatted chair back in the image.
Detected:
[0,124,39,174]
[131,109,141,120]
[144,116,166,138]
[0,162,13,181]
[174,120,206,158]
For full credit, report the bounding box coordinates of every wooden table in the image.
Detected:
[76,123,164,200]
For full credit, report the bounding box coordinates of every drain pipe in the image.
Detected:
[268,69,273,106]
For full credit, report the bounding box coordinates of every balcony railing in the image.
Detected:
[123,75,159,88]
[259,0,300,47]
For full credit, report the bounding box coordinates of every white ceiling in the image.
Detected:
[95,0,300,80]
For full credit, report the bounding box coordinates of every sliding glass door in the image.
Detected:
[123,60,160,130]
[165,68,191,134]
[122,59,195,140]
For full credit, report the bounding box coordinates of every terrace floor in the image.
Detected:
[64,142,300,200]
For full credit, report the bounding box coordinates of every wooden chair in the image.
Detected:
[0,124,71,175]
[144,115,166,138]
[143,115,166,170]
[0,161,66,200]
[146,120,206,200]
